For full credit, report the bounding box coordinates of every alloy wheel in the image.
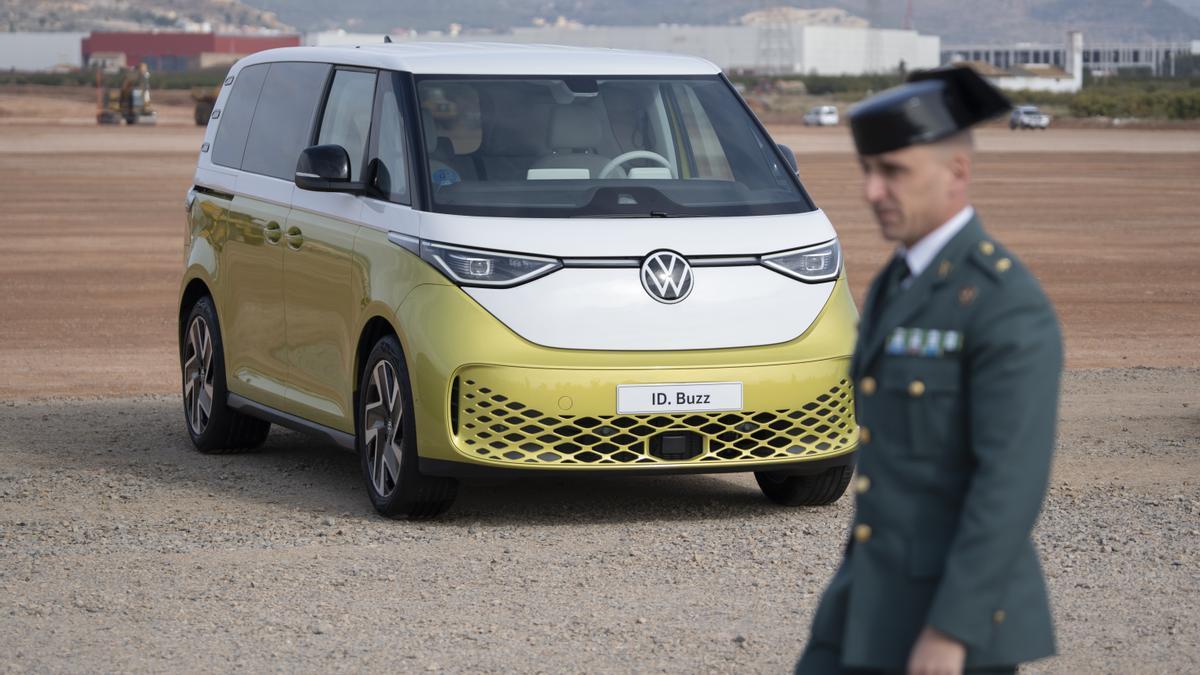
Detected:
[182,316,215,436]
[364,360,403,497]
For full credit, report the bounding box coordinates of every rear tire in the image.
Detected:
[180,296,271,453]
[358,335,457,519]
[755,465,853,506]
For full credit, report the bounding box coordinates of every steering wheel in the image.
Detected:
[598,150,676,179]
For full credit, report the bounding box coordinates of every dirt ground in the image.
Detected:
[1,92,1198,398]
[0,90,1198,672]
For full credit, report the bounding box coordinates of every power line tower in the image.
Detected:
[756,5,796,74]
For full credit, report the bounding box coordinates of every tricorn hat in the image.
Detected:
[848,66,1011,156]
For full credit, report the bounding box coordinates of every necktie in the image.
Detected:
[870,255,911,325]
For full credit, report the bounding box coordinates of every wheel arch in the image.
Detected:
[352,312,407,429]
[178,276,214,352]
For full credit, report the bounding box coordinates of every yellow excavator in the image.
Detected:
[191,85,219,126]
[97,63,157,125]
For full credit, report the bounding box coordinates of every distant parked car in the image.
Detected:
[803,105,839,126]
[1010,105,1050,130]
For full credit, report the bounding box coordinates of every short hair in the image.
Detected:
[931,130,975,166]
[939,129,975,151]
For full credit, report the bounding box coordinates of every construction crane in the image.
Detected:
[903,0,915,30]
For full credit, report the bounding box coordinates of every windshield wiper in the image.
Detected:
[571,211,677,218]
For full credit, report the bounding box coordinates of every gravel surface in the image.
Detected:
[1,368,1197,673]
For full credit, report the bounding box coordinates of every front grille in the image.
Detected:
[454,378,856,466]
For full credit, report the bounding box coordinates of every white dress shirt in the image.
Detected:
[899,205,975,288]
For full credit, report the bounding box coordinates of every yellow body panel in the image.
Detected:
[281,206,360,430]
[186,193,292,411]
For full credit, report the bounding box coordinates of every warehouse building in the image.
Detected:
[0,32,88,71]
[307,22,940,75]
[81,32,301,72]
[943,34,1200,78]
[949,32,1085,94]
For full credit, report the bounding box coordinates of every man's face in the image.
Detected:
[859,144,959,247]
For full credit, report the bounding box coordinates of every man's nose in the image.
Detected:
[863,172,886,203]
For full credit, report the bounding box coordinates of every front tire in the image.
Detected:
[755,465,852,506]
[180,296,271,453]
[358,335,457,519]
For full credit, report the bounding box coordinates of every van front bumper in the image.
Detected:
[398,275,859,474]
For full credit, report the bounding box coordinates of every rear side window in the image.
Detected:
[317,69,377,182]
[241,61,331,180]
[211,63,268,169]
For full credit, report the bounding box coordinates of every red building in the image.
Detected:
[82,32,301,72]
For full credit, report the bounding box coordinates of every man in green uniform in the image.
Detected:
[795,67,1063,674]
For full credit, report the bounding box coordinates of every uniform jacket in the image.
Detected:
[803,214,1063,670]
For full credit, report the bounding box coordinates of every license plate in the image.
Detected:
[616,382,743,415]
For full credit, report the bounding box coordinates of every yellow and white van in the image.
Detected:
[179,43,859,518]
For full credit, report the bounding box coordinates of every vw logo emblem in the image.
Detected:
[640,250,694,304]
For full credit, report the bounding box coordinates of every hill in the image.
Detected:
[235,0,1200,43]
[0,0,291,33]
[4,1,1199,44]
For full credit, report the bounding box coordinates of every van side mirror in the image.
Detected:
[776,144,799,174]
[295,144,364,192]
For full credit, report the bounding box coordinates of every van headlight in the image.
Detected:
[761,239,842,283]
[420,241,561,287]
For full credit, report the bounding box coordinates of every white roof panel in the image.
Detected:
[233,42,722,76]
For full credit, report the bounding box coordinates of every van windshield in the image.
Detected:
[413,75,812,218]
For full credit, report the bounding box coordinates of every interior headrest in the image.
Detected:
[548,103,603,151]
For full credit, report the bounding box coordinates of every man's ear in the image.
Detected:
[949,148,972,186]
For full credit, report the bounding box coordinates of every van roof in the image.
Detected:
[234,43,722,76]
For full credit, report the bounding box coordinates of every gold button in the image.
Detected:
[937,260,952,278]
[859,376,876,395]
[853,524,872,543]
[859,426,871,444]
[855,475,871,494]
[908,380,926,397]
[995,257,1012,273]
[979,241,995,256]
[993,609,1006,624]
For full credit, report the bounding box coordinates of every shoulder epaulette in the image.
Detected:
[968,239,1013,282]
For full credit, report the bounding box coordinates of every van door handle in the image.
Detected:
[285,225,303,250]
[264,221,282,245]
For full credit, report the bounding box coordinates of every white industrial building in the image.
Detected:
[944,33,1199,79]
[307,23,941,75]
[952,32,1085,94]
[0,32,87,71]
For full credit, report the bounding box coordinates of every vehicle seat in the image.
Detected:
[530,104,625,179]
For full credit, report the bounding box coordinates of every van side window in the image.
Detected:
[317,69,377,182]
[211,63,268,170]
[241,61,331,180]
[368,72,411,204]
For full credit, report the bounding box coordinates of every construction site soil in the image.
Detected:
[1,91,1197,673]
[1,92,1196,398]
